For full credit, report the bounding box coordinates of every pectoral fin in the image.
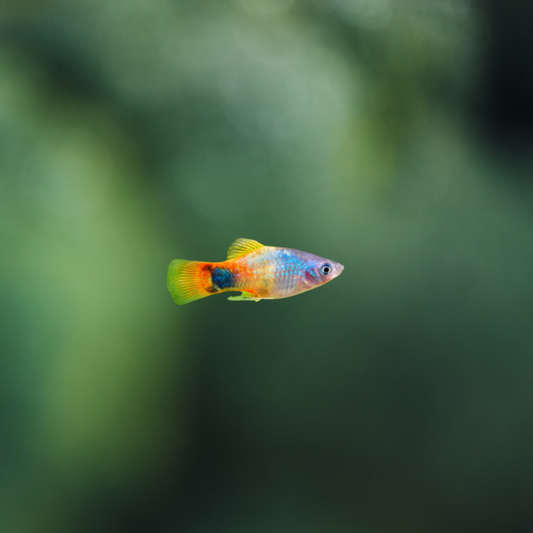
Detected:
[228,291,261,302]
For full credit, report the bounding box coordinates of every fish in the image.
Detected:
[167,238,344,305]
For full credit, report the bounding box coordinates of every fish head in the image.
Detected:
[301,254,344,288]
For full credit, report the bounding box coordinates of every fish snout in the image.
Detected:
[332,261,344,278]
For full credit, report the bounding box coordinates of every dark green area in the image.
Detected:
[1,1,533,532]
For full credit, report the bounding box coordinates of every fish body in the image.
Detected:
[167,238,344,305]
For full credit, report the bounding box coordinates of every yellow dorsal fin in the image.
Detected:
[227,238,264,260]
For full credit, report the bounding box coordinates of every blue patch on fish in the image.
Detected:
[211,267,234,290]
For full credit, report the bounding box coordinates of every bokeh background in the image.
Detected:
[1,1,533,532]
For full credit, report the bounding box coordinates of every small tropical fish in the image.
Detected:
[167,238,344,305]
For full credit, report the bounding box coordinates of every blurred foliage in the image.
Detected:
[1,1,533,533]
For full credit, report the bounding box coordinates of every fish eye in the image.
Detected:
[320,263,332,276]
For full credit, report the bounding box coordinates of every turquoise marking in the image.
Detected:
[212,267,234,290]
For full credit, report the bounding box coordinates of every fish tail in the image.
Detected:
[167,260,216,305]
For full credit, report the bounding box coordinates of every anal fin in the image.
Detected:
[228,291,261,302]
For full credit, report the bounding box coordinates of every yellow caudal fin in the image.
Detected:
[167,260,213,305]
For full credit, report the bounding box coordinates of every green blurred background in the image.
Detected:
[1,1,533,532]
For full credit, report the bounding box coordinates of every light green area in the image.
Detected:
[0,45,188,533]
[227,292,261,302]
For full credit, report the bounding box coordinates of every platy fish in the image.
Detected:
[167,238,344,305]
